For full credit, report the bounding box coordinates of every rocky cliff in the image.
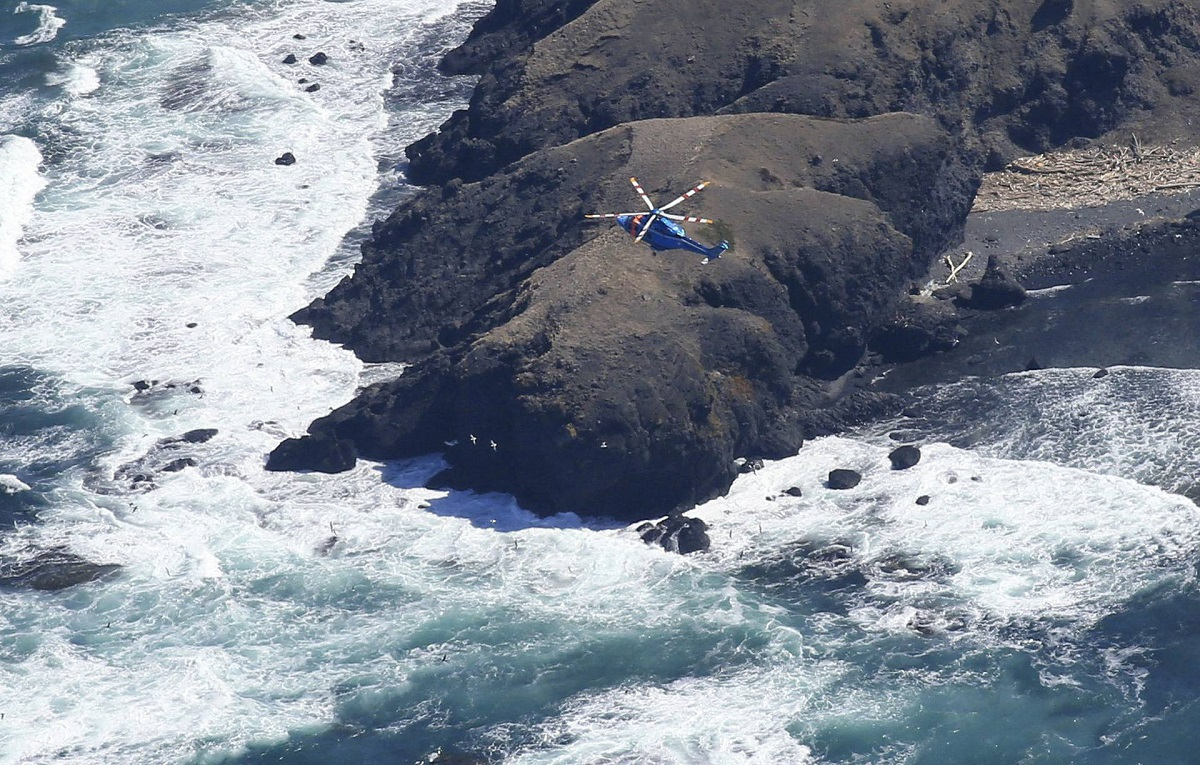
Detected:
[271,0,1200,521]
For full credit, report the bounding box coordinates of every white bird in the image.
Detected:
[443,439,458,447]
[600,441,608,448]
[469,434,477,445]
[490,440,498,451]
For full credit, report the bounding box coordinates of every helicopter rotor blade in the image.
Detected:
[633,213,658,244]
[659,181,709,211]
[584,213,638,219]
[629,177,656,211]
[662,213,714,224]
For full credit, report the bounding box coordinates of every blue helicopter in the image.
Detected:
[585,177,729,262]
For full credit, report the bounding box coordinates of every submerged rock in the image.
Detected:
[0,548,120,591]
[111,428,218,491]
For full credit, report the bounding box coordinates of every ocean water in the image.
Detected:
[2,2,1200,764]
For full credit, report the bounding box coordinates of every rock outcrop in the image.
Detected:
[274,0,1200,522]
[283,113,973,520]
[407,0,1200,185]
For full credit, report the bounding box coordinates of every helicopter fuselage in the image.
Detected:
[616,213,724,259]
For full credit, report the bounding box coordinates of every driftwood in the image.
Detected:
[974,139,1200,212]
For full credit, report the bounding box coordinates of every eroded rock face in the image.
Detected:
[290,113,973,520]
[408,0,1200,185]
[276,0,1200,522]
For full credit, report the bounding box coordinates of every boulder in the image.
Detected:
[638,515,710,554]
[305,83,321,92]
[274,152,296,166]
[308,51,328,65]
[916,494,931,505]
[266,433,358,473]
[784,486,803,497]
[888,445,921,470]
[828,469,862,490]
[282,53,297,64]
[955,254,1027,310]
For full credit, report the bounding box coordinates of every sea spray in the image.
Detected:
[12,2,65,46]
[0,134,46,275]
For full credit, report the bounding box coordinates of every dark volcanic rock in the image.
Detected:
[888,445,921,470]
[828,469,863,490]
[870,297,965,362]
[111,428,218,491]
[282,53,297,64]
[292,113,973,521]
[955,254,1027,310]
[916,495,931,505]
[274,152,296,166]
[738,458,765,475]
[1,548,120,591]
[638,515,711,554]
[784,486,803,497]
[280,0,1200,522]
[407,0,1200,185]
[266,433,357,474]
[308,51,328,65]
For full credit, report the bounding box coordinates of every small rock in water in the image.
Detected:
[305,83,320,92]
[275,152,296,166]
[265,433,357,473]
[292,33,306,40]
[1093,367,1110,379]
[888,445,921,470]
[828,469,862,490]
[308,51,328,65]
[915,495,931,505]
[282,53,297,64]
[638,515,710,554]
[784,486,803,497]
[161,457,196,473]
[186,322,197,328]
[737,457,764,474]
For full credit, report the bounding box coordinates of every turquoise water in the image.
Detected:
[2,1,1200,763]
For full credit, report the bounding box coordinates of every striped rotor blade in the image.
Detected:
[584,213,624,219]
[662,213,714,224]
[659,181,709,211]
[633,214,657,243]
[629,177,655,210]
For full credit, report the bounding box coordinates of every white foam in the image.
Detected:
[0,134,46,275]
[45,63,100,96]
[13,2,65,46]
[692,437,1200,631]
[0,473,32,492]
[0,0,488,761]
